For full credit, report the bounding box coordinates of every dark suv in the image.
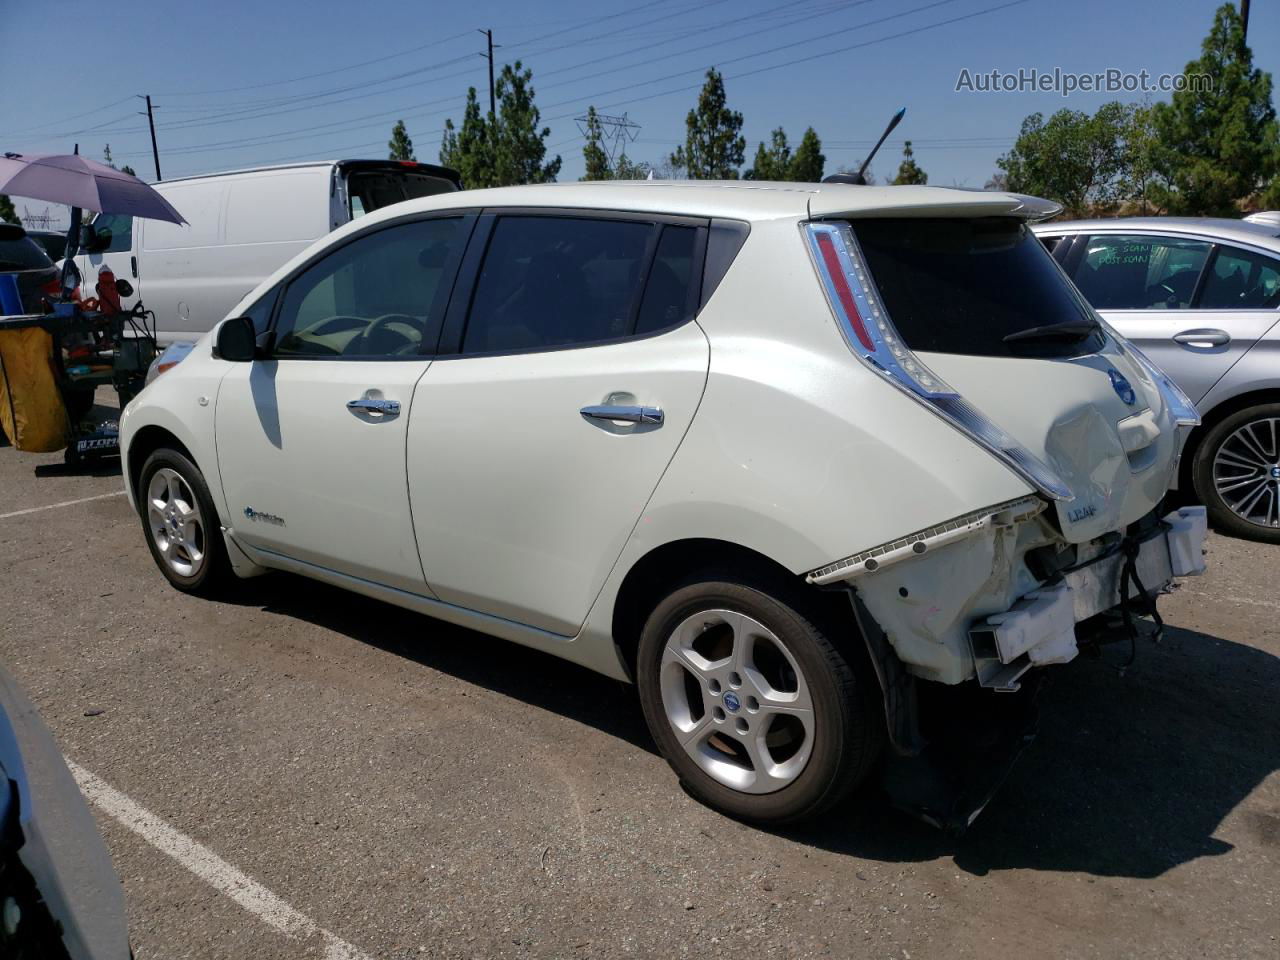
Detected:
[0,224,58,313]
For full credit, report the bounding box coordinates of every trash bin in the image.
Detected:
[0,319,69,452]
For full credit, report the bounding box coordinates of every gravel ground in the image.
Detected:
[1,394,1276,959]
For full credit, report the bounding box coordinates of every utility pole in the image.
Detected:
[138,94,161,181]
[478,29,498,117]
[1241,0,1250,41]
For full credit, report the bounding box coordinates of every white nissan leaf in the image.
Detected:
[119,182,1207,827]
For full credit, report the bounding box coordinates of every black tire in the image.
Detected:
[1192,402,1280,544]
[137,448,231,595]
[636,573,883,824]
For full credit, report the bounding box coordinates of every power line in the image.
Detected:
[157,30,477,96]
[129,0,1027,176]
[114,0,887,159]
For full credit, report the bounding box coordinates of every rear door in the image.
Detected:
[1064,232,1280,403]
[407,211,710,635]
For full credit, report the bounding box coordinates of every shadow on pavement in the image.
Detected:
[783,624,1279,879]
[234,572,656,753]
[233,573,1280,879]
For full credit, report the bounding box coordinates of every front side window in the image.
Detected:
[1200,245,1280,309]
[462,216,657,354]
[274,217,464,358]
[91,212,133,253]
[1074,234,1210,310]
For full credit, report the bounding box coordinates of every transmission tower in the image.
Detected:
[574,111,641,166]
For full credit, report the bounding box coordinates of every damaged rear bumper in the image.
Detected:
[967,505,1206,691]
[811,501,1207,688]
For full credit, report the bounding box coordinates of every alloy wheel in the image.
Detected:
[659,609,815,794]
[147,467,207,578]
[1212,416,1280,530]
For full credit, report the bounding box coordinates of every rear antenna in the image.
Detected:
[823,107,905,185]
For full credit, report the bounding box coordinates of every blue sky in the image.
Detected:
[3,0,1276,216]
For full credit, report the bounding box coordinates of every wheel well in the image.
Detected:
[1179,388,1280,493]
[610,538,853,679]
[126,426,196,507]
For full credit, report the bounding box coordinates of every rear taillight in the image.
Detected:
[804,221,1073,502]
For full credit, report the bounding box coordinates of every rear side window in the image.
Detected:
[851,217,1102,358]
[463,216,657,354]
[636,226,698,335]
[1073,234,1210,310]
[1200,245,1280,309]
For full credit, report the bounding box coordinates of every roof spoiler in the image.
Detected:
[808,187,1061,222]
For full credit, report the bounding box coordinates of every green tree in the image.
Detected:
[1148,3,1278,215]
[388,120,416,161]
[102,143,115,168]
[892,140,928,185]
[0,195,16,224]
[670,68,745,179]
[440,87,495,187]
[788,127,825,182]
[744,128,790,180]
[998,103,1134,217]
[491,61,561,186]
[580,106,610,181]
[121,164,137,177]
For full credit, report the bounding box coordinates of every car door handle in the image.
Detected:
[1172,328,1230,347]
[347,397,401,415]
[580,404,664,425]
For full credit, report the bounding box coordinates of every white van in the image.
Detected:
[77,159,460,343]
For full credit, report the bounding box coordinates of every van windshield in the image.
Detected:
[346,170,455,219]
[851,217,1104,359]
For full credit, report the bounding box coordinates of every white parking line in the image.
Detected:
[68,762,370,960]
[0,490,126,520]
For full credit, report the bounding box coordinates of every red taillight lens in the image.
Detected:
[813,231,873,350]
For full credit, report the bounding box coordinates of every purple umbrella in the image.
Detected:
[0,152,186,224]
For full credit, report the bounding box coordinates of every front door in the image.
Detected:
[409,213,710,635]
[215,213,473,594]
[77,212,139,310]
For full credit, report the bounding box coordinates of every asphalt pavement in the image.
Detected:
[1,394,1276,959]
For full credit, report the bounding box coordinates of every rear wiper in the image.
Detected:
[1003,319,1099,343]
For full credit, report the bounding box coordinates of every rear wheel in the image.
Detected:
[636,574,882,824]
[1193,403,1280,543]
[137,448,231,595]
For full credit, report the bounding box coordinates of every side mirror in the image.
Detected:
[79,224,109,253]
[214,315,256,362]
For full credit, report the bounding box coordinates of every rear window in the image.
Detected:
[0,234,53,271]
[346,170,456,219]
[851,217,1103,358]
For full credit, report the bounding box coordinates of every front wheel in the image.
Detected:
[1193,403,1280,543]
[636,575,883,824]
[137,448,231,595]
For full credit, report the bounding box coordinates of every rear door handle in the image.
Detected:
[1172,328,1230,347]
[580,404,663,425]
[347,397,401,415]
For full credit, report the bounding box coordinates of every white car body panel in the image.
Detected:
[215,358,435,596]
[408,321,710,636]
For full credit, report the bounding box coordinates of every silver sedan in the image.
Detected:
[1034,215,1280,542]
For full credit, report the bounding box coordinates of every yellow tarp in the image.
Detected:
[0,326,69,452]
